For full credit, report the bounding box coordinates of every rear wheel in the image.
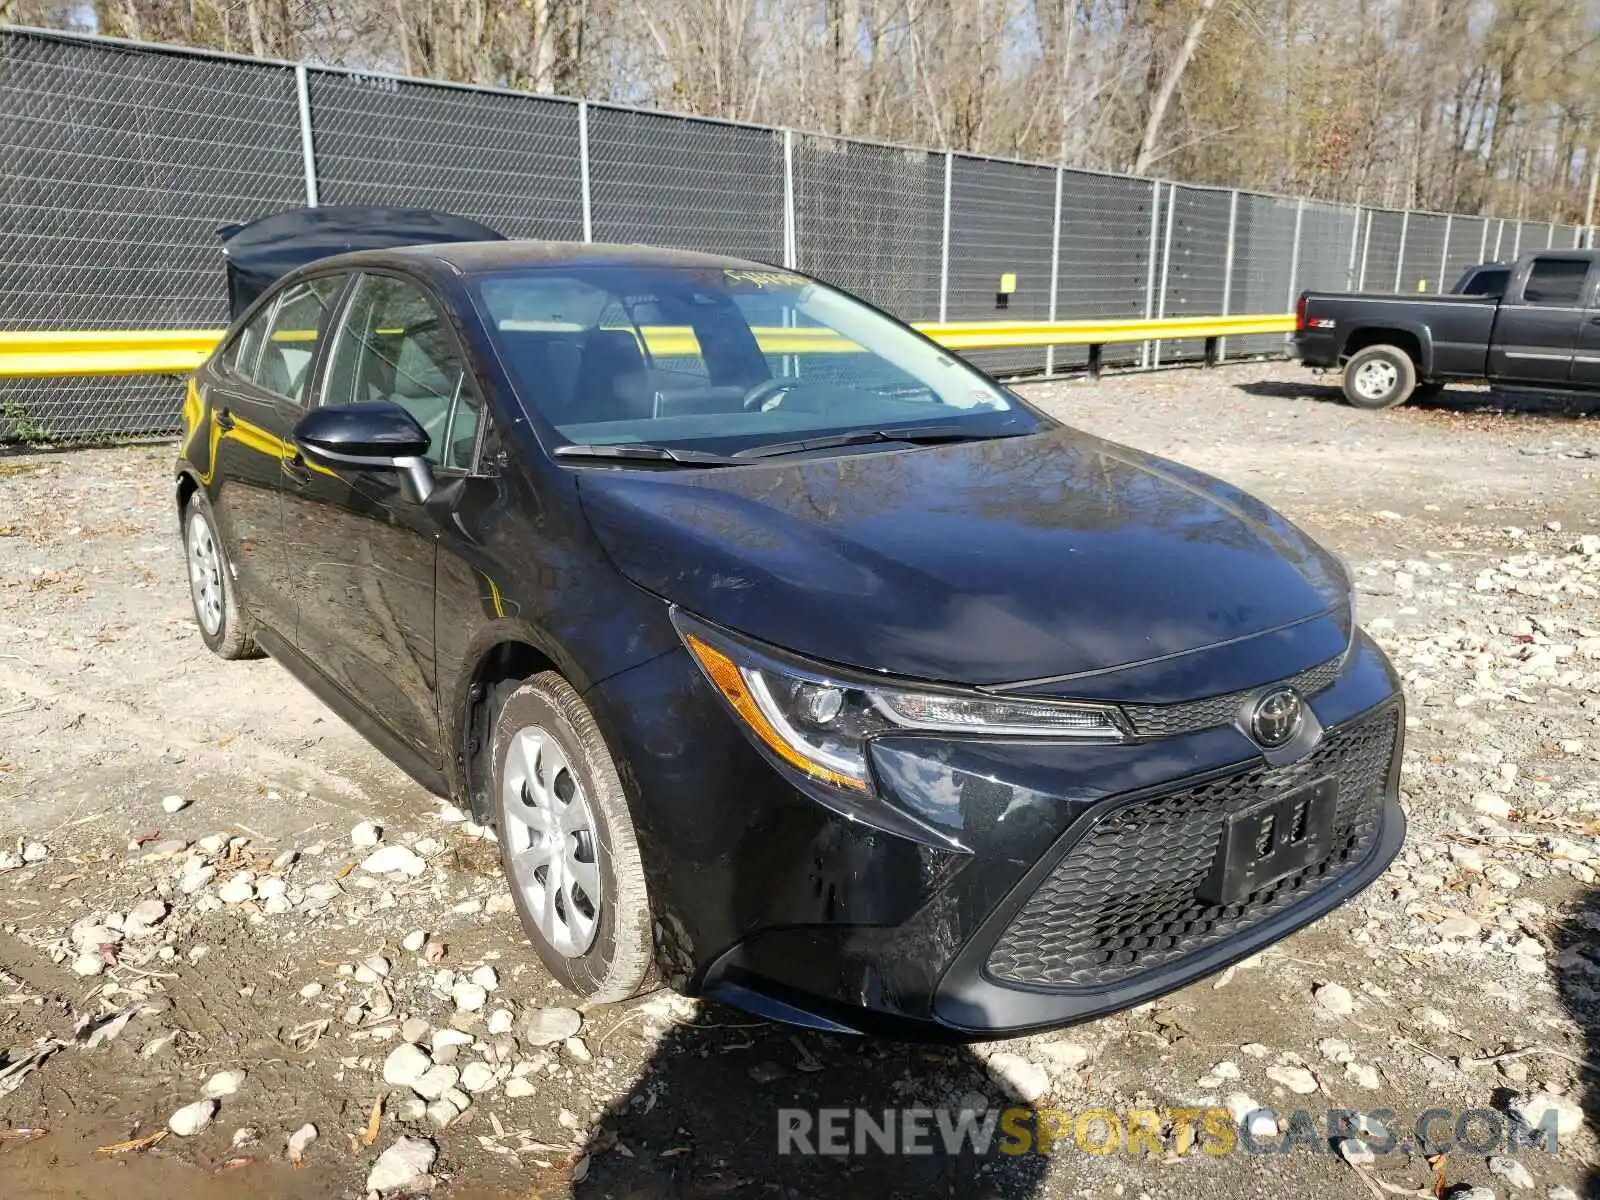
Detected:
[490,673,653,1004]
[1342,345,1417,410]
[183,493,260,660]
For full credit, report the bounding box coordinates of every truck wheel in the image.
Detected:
[1342,345,1417,410]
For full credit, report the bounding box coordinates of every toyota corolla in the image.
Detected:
[176,217,1405,1040]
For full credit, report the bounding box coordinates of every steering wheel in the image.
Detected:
[742,378,796,412]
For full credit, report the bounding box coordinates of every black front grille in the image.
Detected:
[1121,654,1345,739]
[986,706,1398,990]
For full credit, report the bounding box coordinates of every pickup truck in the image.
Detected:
[1291,249,1600,409]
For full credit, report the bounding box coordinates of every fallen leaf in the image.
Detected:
[0,1128,47,1141]
[96,1129,168,1155]
[361,1095,382,1147]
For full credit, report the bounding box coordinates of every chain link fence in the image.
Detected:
[0,24,1593,442]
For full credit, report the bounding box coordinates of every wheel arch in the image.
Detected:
[1340,324,1433,377]
[453,637,561,824]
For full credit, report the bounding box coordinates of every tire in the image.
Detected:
[182,493,260,660]
[1342,345,1417,410]
[490,673,653,1004]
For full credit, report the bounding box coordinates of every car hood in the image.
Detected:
[575,427,1351,692]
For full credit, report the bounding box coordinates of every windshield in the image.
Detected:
[472,265,1044,452]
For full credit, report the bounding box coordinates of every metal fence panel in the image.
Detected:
[0,29,306,438]
[1053,170,1158,367]
[1158,185,1231,361]
[1228,192,1296,355]
[307,70,583,239]
[1360,210,1405,291]
[1443,215,1487,284]
[1399,213,1448,293]
[792,135,943,321]
[1297,202,1360,293]
[587,106,783,262]
[947,154,1056,376]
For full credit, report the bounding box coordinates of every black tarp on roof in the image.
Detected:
[218,206,506,320]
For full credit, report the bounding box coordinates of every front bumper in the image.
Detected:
[588,629,1405,1041]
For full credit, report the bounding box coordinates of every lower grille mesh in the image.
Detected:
[986,708,1398,990]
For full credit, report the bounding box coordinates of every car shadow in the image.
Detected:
[572,1003,1049,1198]
[1236,377,1600,421]
[1550,884,1600,1198]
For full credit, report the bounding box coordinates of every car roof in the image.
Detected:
[309,239,781,277]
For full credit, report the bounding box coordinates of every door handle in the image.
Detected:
[214,406,235,432]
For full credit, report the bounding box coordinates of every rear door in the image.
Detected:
[284,271,484,764]
[1487,256,1591,385]
[1568,268,1600,387]
[201,275,345,638]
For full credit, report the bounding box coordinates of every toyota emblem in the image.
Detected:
[1250,688,1304,748]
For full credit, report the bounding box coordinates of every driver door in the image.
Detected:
[284,271,483,763]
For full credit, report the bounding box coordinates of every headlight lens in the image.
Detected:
[679,616,1127,791]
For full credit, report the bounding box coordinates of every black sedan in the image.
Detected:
[176,224,1405,1040]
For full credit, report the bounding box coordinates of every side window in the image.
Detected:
[1522,259,1589,306]
[323,274,480,470]
[222,302,276,380]
[241,276,345,402]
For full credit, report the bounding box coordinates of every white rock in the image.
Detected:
[360,846,426,878]
[1266,1064,1319,1095]
[411,1064,459,1101]
[1473,793,1513,819]
[217,872,256,904]
[986,1052,1049,1103]
[1036,1041,1090,1070]
[431,1028,474,1051]
[367,1137,437,1194]
[402,929,428,952]
[563,1036,593,1064]
[161,795,189,814]
[202,1069,246,1099]
[1436,915,1483,939]
[426,1099,461,1128]
[469,965,499,992]
[459,1062,496,1093]
[1337,1138,1374,1166]
[355,955,392,984]
[451,981,487,1013]
[299,981,324,999]
[1224,1093,1277,1137]
[1513,1091,1584,1138]
[286,1123,317,1163]
[178,865,216,894]
[351,821,382,848]
[486,1008,514,1036]
[504,1076,537,1099]
[168,1099,217,1136]
[382,1043,433,1088]
[521,1006,582,1045]
[1489,1156,1535,1190]
[400,1017,431,1045]
[1346,1062,1381,1090]
[70,951,105,977]
[125,898,169,933]
[21,842,47,863]
[255,877,288,900]
[1450,844,1486,874]
[1314,982,1354,1016]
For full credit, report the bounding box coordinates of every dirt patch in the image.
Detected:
[3,361,1599,1198]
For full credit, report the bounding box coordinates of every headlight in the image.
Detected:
[675,612,1127,791]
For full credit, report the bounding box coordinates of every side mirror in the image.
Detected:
[292,401,435,502]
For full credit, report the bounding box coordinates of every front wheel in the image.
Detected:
[490,673,653,1004]
[1342,345,1417,410]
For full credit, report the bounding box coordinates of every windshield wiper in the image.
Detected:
[553,443,741,467]
[734,424,1025,461]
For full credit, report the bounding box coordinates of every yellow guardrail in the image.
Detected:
[0,314,1295,379]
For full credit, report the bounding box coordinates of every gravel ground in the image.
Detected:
[1,359,1599,1199]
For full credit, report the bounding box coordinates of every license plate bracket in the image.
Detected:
[1200,777,1339,905]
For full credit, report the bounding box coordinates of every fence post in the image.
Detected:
[1154,183,1177,368]
[1511,221,1522,259]
[938,151,953,323]
[577,101,593,243]
[1438,213,1452,292]
[1141,178,1161,369]
[1346,204,1363,290]
[1357,210,1372,291]
[1480,219,1491,263]
[782,129,797,269]
[1393,209,1409,292]
[1046,166,1063,376]
[294,64,319,207]
[1219,189,1238,361]
[1286,197,1304,309]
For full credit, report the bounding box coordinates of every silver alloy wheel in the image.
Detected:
[501,726,602,957]
[1352,358,1399,401]
[186,509,224,636]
